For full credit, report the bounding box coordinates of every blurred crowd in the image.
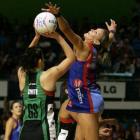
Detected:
[0,15,63,80]
[0,3,140,80]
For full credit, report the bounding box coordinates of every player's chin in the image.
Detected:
[16,112,22,116]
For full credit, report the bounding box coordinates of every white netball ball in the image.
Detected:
[34,12,57,34]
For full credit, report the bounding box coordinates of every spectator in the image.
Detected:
[4,100,23,140]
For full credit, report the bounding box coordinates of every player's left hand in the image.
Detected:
[105,19,117,33]
[41,2,60,16]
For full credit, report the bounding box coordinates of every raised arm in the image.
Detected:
[104,19,117,49]
[18,30,40,81]
[43,32,75,80]
[42,2,83,50]
[28,30,40,48]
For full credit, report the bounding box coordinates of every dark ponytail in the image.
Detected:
[20,47,44,72]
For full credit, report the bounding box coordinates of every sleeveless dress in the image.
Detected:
[10,117,21,140]
[66,45,104,113]
[19,70,50,140]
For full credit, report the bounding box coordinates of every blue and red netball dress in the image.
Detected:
[66,45,104,113]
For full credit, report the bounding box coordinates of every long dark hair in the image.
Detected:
[9,100,22,117]
[20,47,44,73]
[10,100,21,110]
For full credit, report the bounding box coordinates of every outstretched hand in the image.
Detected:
[41,31,59,39]
[105,19,117,33]
[41,2,60,16]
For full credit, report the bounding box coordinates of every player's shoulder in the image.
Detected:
[6,117,15,126]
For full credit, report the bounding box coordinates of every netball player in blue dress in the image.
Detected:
[4,100,22,140]
[42,3,117,140]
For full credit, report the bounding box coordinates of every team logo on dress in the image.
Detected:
[28,83,38,96]
[73,79,83,104]
[73,79,83,88]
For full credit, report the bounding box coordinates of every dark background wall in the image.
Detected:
[0,0,136,23]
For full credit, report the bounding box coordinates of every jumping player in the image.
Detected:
[18,30,75,140]
[58,81,117,140]
[42,3,117,140]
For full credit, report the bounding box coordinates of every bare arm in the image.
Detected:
[18,30,40,89]
[43,32,75,80]
[42,2,83,50]
[104,19,117,49]
[28,30,40,48]
[4,119,14,140]
[18,31,40,72]
[56,16,83,49]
